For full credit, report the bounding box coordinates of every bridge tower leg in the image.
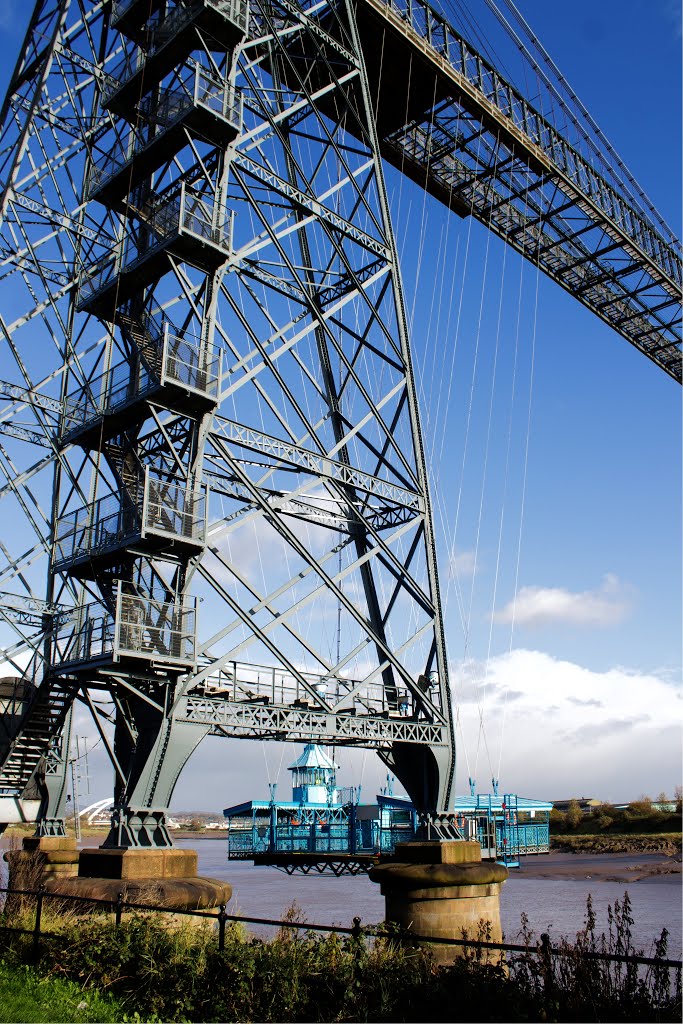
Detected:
[0,0,457,850]
[103,695,210,848]
[35,706,72,837]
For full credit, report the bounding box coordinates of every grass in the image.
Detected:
[0,893,679,1022]
[0,961,130,1023]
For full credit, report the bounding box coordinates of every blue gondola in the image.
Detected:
[223,745,551,871]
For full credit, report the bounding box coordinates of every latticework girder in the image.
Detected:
[359,0,682,382]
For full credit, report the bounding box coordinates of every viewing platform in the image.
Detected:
[75,184,232,321]
[103,0,249,117]
[110,0,166,41]
[88,65,241,209]
[60,317,221,447]
[193,660,416,719]
[52,470,207,578]
[51,585,197,675]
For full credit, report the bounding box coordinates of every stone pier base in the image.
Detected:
[369,841,508,965]
[6,840,230,911]
[5,836,80,887]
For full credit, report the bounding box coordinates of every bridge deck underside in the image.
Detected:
[344,0,681,382]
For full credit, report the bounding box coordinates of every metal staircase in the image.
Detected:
[0,678,73,794]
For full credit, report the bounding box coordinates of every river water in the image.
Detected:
[176,838,682,958]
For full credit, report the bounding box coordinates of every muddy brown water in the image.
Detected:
[174,840,682,957]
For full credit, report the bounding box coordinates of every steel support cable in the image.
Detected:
[407,167,459,657]
[483,182,528,783]
[496,217,540,784]
[396,68,443,658]
[468,160,510,789]
[406,70,440,339]
[420,216,455,461]
[405,214,449,655]
[423,129,502,783]
[392,39,414,290]
[413,111,464,557]
[440,125,488,641]
[461,142,503,787]
[410,114,449,402]
[488,0,677,244]
[410,129,485,787]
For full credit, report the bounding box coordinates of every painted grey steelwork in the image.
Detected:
[0,0,679,845]
[359,0,681,382]
[0,0,455,845]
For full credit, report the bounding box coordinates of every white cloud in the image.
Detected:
[492,574,633,628]
[448,548,477,578]
[452,648,682,803]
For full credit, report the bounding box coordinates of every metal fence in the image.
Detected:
[1,882,681,981]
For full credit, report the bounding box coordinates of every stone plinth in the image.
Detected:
[369,840,508,965]
[43,846,231,911]
[22,836,78,854]
[78,846,198,880]
[4,836,80,889]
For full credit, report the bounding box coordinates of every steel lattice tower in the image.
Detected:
[0,0,456,844]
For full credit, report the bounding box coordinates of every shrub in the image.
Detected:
[0,895,679,1022]
[549,807,567,832]
[566,799,583,830]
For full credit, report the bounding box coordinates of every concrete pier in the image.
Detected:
[369,840,508,965]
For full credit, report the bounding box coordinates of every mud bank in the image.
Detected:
[515,850,681,883]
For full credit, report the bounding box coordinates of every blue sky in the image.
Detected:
[0,0,680,810]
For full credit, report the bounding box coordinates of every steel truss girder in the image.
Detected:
[211,416,423,509]
[180,694,448,746]
[362,0,681,382]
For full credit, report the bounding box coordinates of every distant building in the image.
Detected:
[613,801,677,813]
[551,798,602,815]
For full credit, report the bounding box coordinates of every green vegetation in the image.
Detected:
[0,895,679,1022]
[0,960,128,1023]
[550,797,682,839]
[551,833,682,855]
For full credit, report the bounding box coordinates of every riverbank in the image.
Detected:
[550,833,681,856]
[517,850,681,883]
[1,898,679,1023]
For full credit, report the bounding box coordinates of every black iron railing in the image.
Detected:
[1,883,681,975]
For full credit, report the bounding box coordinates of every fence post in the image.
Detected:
[32,884,45,962]
[539,932,553,1001]
[115,891,123,928]
[217,903,227,951]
